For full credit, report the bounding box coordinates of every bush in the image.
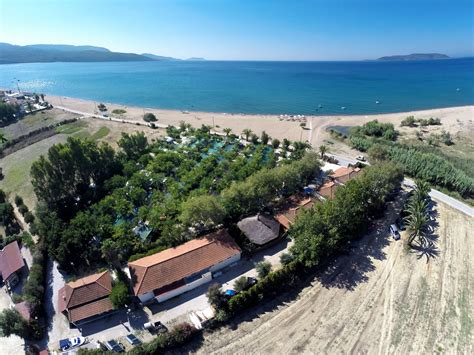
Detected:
[18,204,29,215]
[401,115,416,127]
[20,231,34,249]
[14,195,24,206]
[280,252,294,265]
[0,309,29,339]
[233,276,248,292]
[206,283,225,309]
[143,112,157,122]
[0,189,5,203]
[109,280,129,309]
[112,109,126,115]
[256,261,272,279]
[24,211,35,224]
[128,323,197,355]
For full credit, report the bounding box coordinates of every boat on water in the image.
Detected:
[341,106,346,110]
[376,100,380,104]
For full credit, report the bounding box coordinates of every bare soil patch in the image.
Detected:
[193,200,473,354]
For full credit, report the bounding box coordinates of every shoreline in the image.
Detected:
[25,92,474,154]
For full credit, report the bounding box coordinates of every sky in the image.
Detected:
[0,0,473,60]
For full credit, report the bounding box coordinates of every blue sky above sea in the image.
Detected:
[1,0,473,61]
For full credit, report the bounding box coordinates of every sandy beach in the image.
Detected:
[46,94,474,153]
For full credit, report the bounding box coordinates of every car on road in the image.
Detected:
[390,224,401,240]
[105,339,125,352]
[125,334,141,346]
[59,336,87,351]
[356,155,366,161]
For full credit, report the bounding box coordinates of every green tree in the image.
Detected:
[143,112,157,122]
[250,133,259,144]
[0,309,29,338]
[256,261,272,279]
[261,131,270,145]
[109,280,130,309]
[180,195,225,227]
[207,283,225,309]
[40,93,45,102]
[368,143,389,162]
[0,132,7,144]
[101,239,122,267]
[233,276,248,292]
[223,128,232,137]
[404,198,428,246]
[319,145,328,159]
[242,128,252,141]
[118,132,149,160]
[30,137,121,217]
[272,138,280,149]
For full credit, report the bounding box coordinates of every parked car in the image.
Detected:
[224,289,238,298]
[390,224,401,240]
[125,334,141,346]
[59,336,87,351]
[105,340,125,352]
[243,277,258,291]
[395,217,406,231]
[356,155,366,161]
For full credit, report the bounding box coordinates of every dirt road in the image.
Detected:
[195,200,473,354]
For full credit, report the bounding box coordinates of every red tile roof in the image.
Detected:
[129,229,241,296]
[275,197,319,230]
[15,301,32,322]
[58,271,113,323]
[0,241,25,281]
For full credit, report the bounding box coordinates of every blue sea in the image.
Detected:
[0,58,473,115]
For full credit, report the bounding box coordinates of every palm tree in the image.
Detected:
[414,179,431,200]
[404,198,428,245]
[319,145,328,159]
[0,133,7,144]
[242,128,252,141]
[40,93,45,102]
[223,128,232,137]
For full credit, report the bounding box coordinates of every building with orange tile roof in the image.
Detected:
[58,270,114,325]
[275,196,320,230]
[330,166,361,184]
[128,229,241,303]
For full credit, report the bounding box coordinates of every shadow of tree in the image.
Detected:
[410,200,440,262]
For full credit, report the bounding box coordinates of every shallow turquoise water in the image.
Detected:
[0,59,473,115]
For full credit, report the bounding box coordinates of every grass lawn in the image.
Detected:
[0,135,69,210]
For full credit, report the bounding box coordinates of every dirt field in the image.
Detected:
[194,200,473,354]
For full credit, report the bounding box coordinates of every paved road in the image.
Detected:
[403,178,473,217]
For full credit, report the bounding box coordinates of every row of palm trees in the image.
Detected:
[404,180,431,246]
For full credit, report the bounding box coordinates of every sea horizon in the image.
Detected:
[1,58,473,115]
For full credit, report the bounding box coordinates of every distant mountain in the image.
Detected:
[25,44,110,52]
[141,53,179,61]
[378,53,450,61]
[186,57,206,61]
[0,43,156,64]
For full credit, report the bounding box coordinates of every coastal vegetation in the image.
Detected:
[0,102,20,127]
[222,162,402,314]
[30,125,315,272]
[347,120,474,200]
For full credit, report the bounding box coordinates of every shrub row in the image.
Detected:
[0,118,77,156]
